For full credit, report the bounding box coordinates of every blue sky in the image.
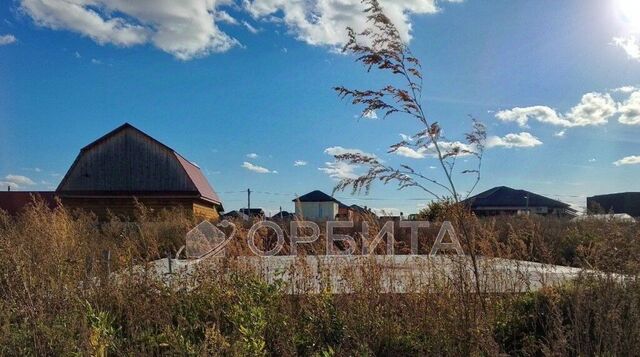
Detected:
[1,0,640,215]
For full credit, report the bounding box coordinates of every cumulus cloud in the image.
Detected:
[18,0,459,59]
[2,174,36,189]
[427,141,475,157]
[392,141,475,159]
[613,155,640,166]
[242,0,459,48]
[319,161,359,180]
[0,34,17,45]
[394,146,428,159]
[554,130,566,138]
[618,91,640,125]
[495,92,617,127]
[241,161,275,173]
[246,153,259,159]
[486,132,542,149]
[294,160,308,166]
[19,0,239,60]
[612,85,638,93]
[321,145,381,180]
[613,36,640,61]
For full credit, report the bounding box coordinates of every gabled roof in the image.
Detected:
[464,186,572,209]
[293,190,340,203]
[57,123,222,207]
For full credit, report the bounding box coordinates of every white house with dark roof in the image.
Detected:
[293,190,340,220]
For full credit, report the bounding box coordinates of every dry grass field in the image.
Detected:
[1,199,639,355]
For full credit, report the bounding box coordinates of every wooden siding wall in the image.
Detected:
[59,128,197,192]
[62,197,219,221]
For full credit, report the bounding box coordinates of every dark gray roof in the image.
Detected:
[239,208,264,216]
[588,192,640,216]
[270,211,295,219]
[222,210,249,220]
[293,190,340,203]
[464,186,572,209]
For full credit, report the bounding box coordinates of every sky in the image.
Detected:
[1,0,640,215]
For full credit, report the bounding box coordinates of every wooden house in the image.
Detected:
[56,123,223,220]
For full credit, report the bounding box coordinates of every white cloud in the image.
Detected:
[246,153,259,159]
[242,20,259,34]
[612,85,638,93]
[19,0,239,60]
[0,181,20,190]
[613,36,640,61]
[324,146,377,160]
[4,174,36,186]
[318,161,359,180]
[486,132,542,149]
[0,34,16,45]
[243,0,459,49]
[294,160,308,166]
[495,92,617,128]
[399,133,413,142]
[394,146,428,159]
[554,130,566,137]
[215,10,238,25]
[242,161,274,173]
[613,155,640,166]
[618,91,640,125]
[91,58,102,65]
[392,140,475,159]
[588,158,596,163]
[18,0,458,59]
[426,141,475,157]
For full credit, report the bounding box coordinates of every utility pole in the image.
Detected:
[524,194,529,215]
[247,188,251,217]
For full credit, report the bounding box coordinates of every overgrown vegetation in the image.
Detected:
[1,201,639,355]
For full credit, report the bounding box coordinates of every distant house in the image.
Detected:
[463,186,576,218]
[270,211,295,220]
[587,192,640,217]
[239,208,264,218]
[55,123,224,220]
[222,210,249,221]
[293,190,340,221]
